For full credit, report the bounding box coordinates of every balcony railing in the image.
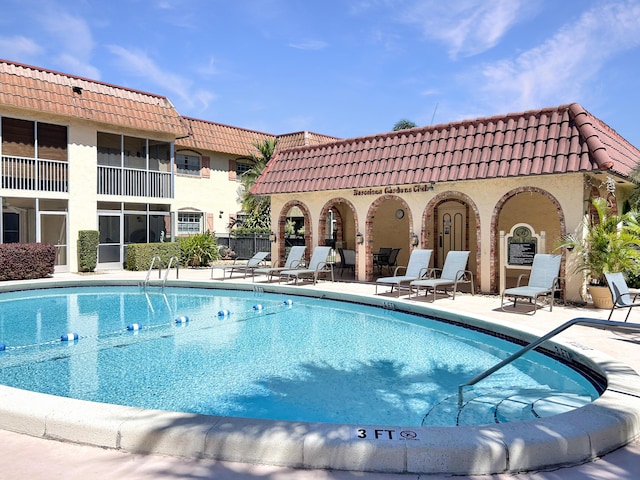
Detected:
[98,165,173,198]
[1,155,69,193]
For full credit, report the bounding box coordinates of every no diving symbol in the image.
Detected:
[400,430,418,440]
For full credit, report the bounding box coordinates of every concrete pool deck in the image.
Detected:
[1,267,640,479]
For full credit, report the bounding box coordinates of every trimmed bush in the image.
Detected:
[0,243,56,280]
[77,230,99,272]
[125,242,182,271]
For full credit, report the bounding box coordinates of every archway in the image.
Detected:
[277,200,313,265]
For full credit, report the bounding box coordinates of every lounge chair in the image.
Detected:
[409,251,473,301]
[375,249,433,297]
[605,272,640,321]
[279,246,333,285]
[500,254,562,314]
[211,251,270,280]
[337,248,355,275]
[253,246,306,282]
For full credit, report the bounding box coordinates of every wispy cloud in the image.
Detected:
[107,45,216,110]
[477,1,640,112]
[0,35,43,62]
[288,40,328,51]
[402,0,533,58]
[39,10,100,78]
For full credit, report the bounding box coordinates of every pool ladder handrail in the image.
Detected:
[457,317,640,408]
[144,255,163,287]
[162,255,179,287]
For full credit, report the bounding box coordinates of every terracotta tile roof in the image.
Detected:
[0,59,186,136]
[251,104,640,195]
[177,117,340,157]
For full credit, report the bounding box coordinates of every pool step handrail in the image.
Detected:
[457,317,640,408]
[144,255,163,287]
[162,255,179,287]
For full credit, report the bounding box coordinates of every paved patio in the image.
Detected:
[1,267,639,479]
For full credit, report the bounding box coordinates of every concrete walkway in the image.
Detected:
[1,267,640,479]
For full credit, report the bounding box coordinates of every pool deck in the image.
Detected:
[1,267,640,479]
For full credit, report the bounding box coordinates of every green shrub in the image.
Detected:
[125,242,182,271]
[77,230,99,272]
[179,231,220,267]
[0,243,55,280]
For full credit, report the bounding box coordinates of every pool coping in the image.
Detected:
[1,278,639,475]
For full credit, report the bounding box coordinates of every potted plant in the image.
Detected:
[557,197,640,308]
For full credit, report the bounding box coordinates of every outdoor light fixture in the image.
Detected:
[269,231,276,243]
[410,233,419,247]
[356,232,364,245]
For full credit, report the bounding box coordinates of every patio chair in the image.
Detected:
[212,251,270,280]
[253,246,306,282]
[409,251,473,301]
[375,249,433,297]
[279,246,333,285]
[373,247,392,274]
[380,248,401,275]
[500,254,562,314]
[605,272,640,322]
[337,248,355,275]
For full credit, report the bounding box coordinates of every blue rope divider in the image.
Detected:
[0,299,294,352]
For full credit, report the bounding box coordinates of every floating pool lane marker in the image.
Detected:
[217,309,231,317]
[283,299,293,307]
[175,315,189,324]
[253,304,263,311]
[0,343,5,351]
[61,333,79,342]
[127,323,143,331]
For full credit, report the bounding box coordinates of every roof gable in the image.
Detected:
[251,104,640,195]
[0,59,186,136]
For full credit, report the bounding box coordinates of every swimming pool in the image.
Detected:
[1,278,639,475]
[0,285,598,427]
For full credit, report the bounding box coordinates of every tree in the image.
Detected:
[238,138,277,230]
[392,119,417,131]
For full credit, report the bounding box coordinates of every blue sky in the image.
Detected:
[2,0,640,147]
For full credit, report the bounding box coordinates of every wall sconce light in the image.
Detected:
[219,210,224,219]
[269,231,276,243]
[356,232,364,245]
[410,233,419,247]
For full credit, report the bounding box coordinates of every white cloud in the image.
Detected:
[402,0,533,58]
[288,40,329,51]
[477,1,640,112]
[0,35,43,61]
[107,45,216,110]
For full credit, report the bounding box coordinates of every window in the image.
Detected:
[1,117,67,160]
[176,153,201,176]
[178,212,202,234]
[235,161,252,178]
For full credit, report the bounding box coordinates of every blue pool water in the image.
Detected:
[0,286,599,426]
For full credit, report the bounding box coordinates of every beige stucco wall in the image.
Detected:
[270,173,589,300]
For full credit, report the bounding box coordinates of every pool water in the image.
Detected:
[0,286,598,426]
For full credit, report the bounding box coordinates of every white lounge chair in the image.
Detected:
[500,254,562,314]
[605,272,640,322]
[211,251,270,280]
[375,249,433,297]
[409,251,473,301]
[279,246,333,285]
[253,246,306,282]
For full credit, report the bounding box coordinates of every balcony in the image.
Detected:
[97,165,173,198]
[1,155,68,193]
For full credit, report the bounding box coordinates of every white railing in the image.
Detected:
[1,155,68,192]
[97,166,172,198]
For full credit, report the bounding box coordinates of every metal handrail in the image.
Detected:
[162,256,179,287]
[144,255,163,286]
[458,317,640,408]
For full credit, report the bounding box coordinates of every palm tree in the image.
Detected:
[238,138,277,229]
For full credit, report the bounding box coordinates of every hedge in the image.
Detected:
[0,243,56,281]
[125,242,182,271]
